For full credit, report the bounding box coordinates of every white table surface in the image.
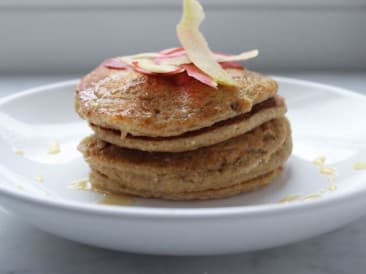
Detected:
[0,71,365,274]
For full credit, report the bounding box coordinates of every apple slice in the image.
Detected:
[220,61,244,70]
[181,64,217,88]
[155,48,187,64]
[176,0,238,86]
[132,61,156,75]
[133,59,184,75]
[215,49,258,62]
[102,58,129,70]
[157,49,258,66]
[126,52,159,59]
[159,47,185,56]
[155,54,190,65]
[119,53,159,67]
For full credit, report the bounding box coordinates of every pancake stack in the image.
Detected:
[75,65,292,200]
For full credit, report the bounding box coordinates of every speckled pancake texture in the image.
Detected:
[78,118,292,200]
[75,65,278,137]
[90,96,286,152]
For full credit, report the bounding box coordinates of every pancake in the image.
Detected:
[75,65,278,137]
[90,168,283,200]
[90,96,286,152]
[88,138,291,199]
[78,118,292,200]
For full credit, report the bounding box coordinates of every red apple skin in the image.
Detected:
[181,64,217,88]
[101,53,241,88]
[155,49,187,65]
[132,61,185,76]
[163,67,185,75]
[172,72,191,85]
[159,47,185,56]
[155,50,248,68]
[102,58,129,70]
[219,61,244,70]
[132,61,157,75]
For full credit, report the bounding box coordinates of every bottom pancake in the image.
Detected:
[90,167,283,200]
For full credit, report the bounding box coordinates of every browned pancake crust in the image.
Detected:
[90,96,286,152]
[75,65,278,137]
[90,168,283,200]
[88,137,291,196]
[79,118,289,173]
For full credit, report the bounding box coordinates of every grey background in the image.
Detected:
[0,0,366,75]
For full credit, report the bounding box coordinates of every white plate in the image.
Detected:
[0,77,366,255]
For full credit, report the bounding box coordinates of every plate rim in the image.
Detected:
[0,76,365,218]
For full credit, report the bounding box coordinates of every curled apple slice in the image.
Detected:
[157,49,258,66]
[181,64,217,88]
[220,61,244,70]
[155,48,187,65]
[215,49,258,62]
[126,52,159,59]
[159,47,185,56]
[119,53,159,67]
[177,0,238,87]
[132,61,155,75]
[102,58,129,70]
[133,59,184,75]
[155,54,189,66]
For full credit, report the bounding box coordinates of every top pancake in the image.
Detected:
[75,65,278,137]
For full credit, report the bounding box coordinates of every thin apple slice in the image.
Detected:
[159,47,185,56]
[133,59,184,74]
[132,61,156,75]
[126,52,159,59]
[102,58,129,70]
[176,0,238,86]
[119,53,159,67]
[158,49,258,66]
[181,64,217,88]
[155,55,190,65]
[215,49,258,62]
[220,61,244,70]
[119,56,135,66]
[155,48,187,64]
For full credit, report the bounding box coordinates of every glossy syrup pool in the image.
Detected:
[69,178,135,206]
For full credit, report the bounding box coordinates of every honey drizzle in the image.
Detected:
[279,194,301,203]
[98,194,134,206]
[69,179,134,206]
[353,162,366,170]
[68,178,92,190]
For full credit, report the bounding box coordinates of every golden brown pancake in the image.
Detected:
[90,96,286,152]
[75,60,292,200]
[75,65,278,137]
[78,118,292,200]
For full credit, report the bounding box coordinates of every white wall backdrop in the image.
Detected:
[0,0,365,74]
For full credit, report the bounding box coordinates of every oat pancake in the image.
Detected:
[90,168,283,200]
[85,134,291,195]
[90,96,286,152]
[75,65,278,137]
[78,118,292,200]
[74,0,293,201]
